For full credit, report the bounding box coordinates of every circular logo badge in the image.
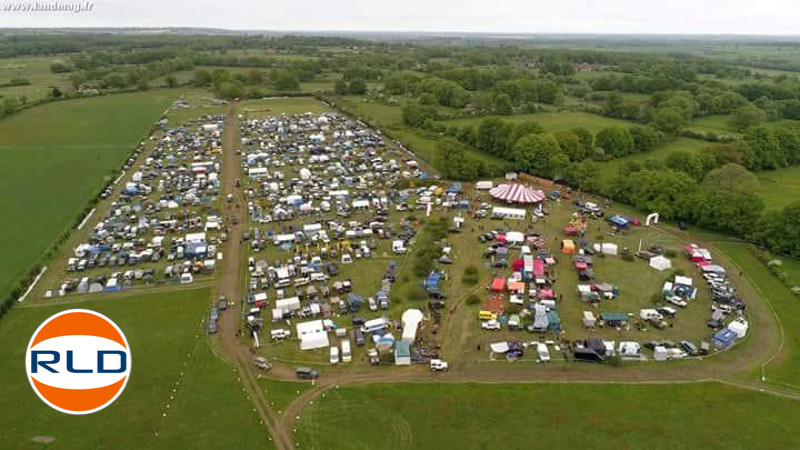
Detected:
[25,309,131,415]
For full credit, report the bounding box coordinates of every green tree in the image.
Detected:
[665,151,709,181]
[494,93,513,115]
[629,126,659,153]
[595,126,634,158]
[653,106,688,134]
[571,127,594,159]
[165,74,178,88]
[247,69,264,85]
[566,160,601,192]
[476,117,511,157]
[512,133,561,174]
[348,78,367,95]
[334,79,349,95]
[702,163,760,194]
[729,105,766,132]
[193,69,212,87]
[553,130,584,161]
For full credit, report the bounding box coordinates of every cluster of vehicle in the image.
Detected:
[704,271,745,329]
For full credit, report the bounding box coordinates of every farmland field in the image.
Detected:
[0,56,73,102]
[0,288,268,449]
[296,382,800,450]
[0,90,174,299]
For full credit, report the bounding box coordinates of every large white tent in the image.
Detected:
[296,320,329,350]
[489,183,545,204]
[401,309,424,342]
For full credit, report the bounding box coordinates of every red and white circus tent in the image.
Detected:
[489,183,545,204]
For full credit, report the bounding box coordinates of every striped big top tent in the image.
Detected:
[489,183,545,204]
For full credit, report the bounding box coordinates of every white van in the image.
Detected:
[361,317,389,333]
[329,346,340,365]
[341,340,352,363]
[310,272,328,282]
[537,342,551,362]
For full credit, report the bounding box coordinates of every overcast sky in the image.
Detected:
[0,0,798,35]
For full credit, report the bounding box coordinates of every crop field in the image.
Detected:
[296,382,800,450]
[0,288,268,449]
[0,90,175,299]
[0,56,73,102]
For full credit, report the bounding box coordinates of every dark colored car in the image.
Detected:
[295,367,320,380]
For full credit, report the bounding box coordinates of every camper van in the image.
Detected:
[537,342,551,362]
[341,340,352,363]
[361,317,389,334]
[329,346,340,365]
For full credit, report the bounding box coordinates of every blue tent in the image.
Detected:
[712,328,738,349]
[347,293,363,312]
[547,310,561,332]
[447,182,462,194]
[425,271,442,291]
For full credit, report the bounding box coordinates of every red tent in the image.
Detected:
[533,259,545,276]
[512,259,524,271]
[490,277,506,292]
[489,183,546,204]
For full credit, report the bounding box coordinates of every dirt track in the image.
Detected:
[214,103,295,450]
[210,103,798,450]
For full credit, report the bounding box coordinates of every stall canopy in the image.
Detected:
[489,183,545,204]
[490,277,506,292]
[649,255,672,271]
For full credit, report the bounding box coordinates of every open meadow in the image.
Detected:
[0,90,175,299]
[296,381,800,450]
[0,288,268,449]
[0,56,73,102]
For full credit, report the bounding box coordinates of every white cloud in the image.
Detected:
[0,0,797,35]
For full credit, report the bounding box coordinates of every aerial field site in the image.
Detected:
[3,1,800,449]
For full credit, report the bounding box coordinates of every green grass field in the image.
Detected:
[0,288,268,449]
[240,96,332,117]
[687,115,739,137]
[0,56,73,102]
[0,90,174,299]
[712,242,800,388]
[597,137,710,187]
[756,166,800,210]
[297,382,800,450]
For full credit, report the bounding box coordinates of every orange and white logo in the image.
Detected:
[25,309,131,415]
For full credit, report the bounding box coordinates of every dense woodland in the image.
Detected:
[3,33,800,257]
